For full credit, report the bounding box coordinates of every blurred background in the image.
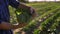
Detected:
[9,0,60,34]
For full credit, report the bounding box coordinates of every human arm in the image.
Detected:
[0,21,26,30]
[9,0,36,16]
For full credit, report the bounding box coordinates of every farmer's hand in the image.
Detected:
[18,23,27,28]
[29,7,37,18]
[18,2,37,18]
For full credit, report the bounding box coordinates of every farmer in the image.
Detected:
[0,0,36,34]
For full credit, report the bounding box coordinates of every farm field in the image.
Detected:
[9,2,60,34]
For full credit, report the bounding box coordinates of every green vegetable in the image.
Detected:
[15,8,32,23]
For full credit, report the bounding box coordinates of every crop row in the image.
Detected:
[33,10,60,34]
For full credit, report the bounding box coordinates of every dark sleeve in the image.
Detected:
[0,20,2,24]
[0,14,2,24]
[0,13,2,24]
[9,0,20,8]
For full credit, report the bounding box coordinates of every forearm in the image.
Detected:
[18,2,30,9]
[0,22,18,30]
[0,22,27,30]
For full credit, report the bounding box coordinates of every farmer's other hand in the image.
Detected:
[18,3,38,18]
[29,7,37,18]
